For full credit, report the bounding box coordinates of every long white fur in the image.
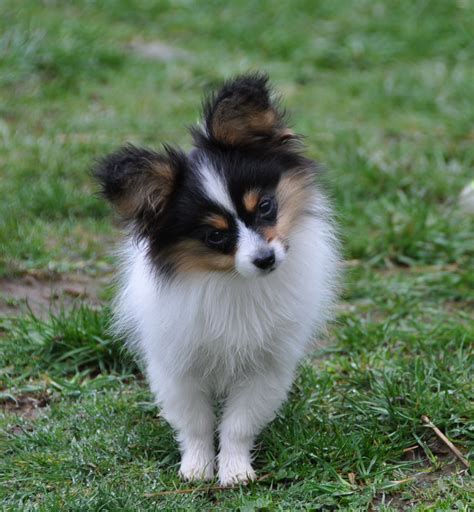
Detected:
[112,191,340,485]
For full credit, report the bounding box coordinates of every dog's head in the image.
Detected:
[94,74,316,278]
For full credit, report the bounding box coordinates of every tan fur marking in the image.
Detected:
[276,170,313,239]
[117,162,174,217]
[212,105,279,145]
[150,161,174,201]
[164,240,235,273]
[279,128,296,143]
[205,214,229,231]
[261,225,278,243]
[243,190,260,213]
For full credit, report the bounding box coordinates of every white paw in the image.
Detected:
[218,457,256,486]
[179,450,215,481]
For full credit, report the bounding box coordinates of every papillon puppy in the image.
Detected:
[94,74,340,486]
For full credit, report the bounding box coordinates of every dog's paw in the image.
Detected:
[179,450,215,481]
[179,464,214,482]
[218,457,256,486]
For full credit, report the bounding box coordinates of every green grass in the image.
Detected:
[1,0,473,509]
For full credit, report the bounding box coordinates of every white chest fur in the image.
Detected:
[113,212,340,389]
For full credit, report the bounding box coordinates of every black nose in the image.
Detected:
[253,250,275,270]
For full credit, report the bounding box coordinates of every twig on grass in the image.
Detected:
[421,415,470,470]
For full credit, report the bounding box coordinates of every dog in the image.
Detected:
[94,73,340,486]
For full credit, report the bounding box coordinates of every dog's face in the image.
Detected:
[95,74,315,278]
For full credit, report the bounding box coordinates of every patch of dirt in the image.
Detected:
[345,260,465,276]
[335,300,388,323]
[1,392,51,421]
[444,299,474,314]
[0,272,110,318]
[128,39,189,61]
[377,263,461,276]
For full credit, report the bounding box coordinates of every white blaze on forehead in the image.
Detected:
[235,221,266,277]
[237,221,267,252]
[197,160,235,214]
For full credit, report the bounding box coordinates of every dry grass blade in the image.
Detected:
[421,415,470,470]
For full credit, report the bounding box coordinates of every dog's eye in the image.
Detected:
[258,197,276,219]
[206,230,226,246]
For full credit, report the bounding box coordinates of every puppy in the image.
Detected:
[94,74,340,486]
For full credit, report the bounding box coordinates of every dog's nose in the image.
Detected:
[253,250,275,270]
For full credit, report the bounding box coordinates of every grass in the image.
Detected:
[1,0,473,509]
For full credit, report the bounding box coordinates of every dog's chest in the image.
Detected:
[164,274,297,348]
[164,277,301,385]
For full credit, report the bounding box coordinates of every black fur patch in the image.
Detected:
[93,144,187,238]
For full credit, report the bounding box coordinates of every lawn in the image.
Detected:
[1,0,473,509]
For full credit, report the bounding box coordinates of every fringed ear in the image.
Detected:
[201,73,296,147]
[93,144,183,236]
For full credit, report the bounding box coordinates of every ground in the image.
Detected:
[1,1,473,510]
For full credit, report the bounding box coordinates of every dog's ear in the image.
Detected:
[94,144,183,235]
[201,73,295,146]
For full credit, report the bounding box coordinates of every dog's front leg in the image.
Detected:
[149,369,215,481]
[217,365,294,486]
